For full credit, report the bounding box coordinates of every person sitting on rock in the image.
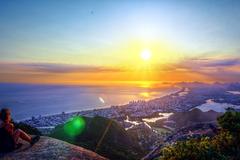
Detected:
[0,108,40,151]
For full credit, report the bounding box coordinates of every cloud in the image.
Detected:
[189,58,240,67]
[173,57,240,82]
[0,57,240,84]
[206,59,240,67]
[149,57,240,82]
[0,62,124,74]
[171,57,240,70]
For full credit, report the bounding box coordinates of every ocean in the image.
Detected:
[0,83,177,120]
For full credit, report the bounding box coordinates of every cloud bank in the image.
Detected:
[0,57,240,84]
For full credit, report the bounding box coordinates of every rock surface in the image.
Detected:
[0,136,108,160]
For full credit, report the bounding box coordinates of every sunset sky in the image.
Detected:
[0,0,240,85]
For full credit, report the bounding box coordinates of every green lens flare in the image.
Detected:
[64,116,86,137]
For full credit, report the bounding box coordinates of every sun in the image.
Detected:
[140,49,152,61]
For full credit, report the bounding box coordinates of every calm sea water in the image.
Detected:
[0,83,177,120]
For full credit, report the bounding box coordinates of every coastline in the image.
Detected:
[0,82,180,121]
[18,87,182,122]
[18,83,240,136]
[19,87,185,135]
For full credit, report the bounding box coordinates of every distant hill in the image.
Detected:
[169,108,222,128]
[0,136,107,160]
[50,116,144,160]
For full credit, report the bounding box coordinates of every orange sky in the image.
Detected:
[0,55,239,86]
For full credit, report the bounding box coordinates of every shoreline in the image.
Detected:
[18,87,182,122]
[18,82,240,135]
[19,88,186,132]
[17,105,112,122]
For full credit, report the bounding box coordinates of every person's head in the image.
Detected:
[0,108,11,123]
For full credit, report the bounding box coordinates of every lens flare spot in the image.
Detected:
[64,116,86,137]
[99,97,105,103]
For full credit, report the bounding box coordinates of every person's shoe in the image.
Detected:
[30,135,40,146]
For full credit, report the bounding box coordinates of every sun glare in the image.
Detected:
[140,92,150,98]
[140,49,152,61]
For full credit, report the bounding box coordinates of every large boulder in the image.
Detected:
[0,136,108,160]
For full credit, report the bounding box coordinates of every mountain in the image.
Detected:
[169,108,222,128]
[0,136,107,160]
[50,116,144,160]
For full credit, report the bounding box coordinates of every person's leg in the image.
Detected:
[13,129,32,143]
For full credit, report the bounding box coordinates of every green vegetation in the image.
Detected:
[50,116,144,160]
[157,110,240,160]
[217,111,240,133]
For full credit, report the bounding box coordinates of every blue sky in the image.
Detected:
[1,0,240,61]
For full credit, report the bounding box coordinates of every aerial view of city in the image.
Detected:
[0,1,240,160]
